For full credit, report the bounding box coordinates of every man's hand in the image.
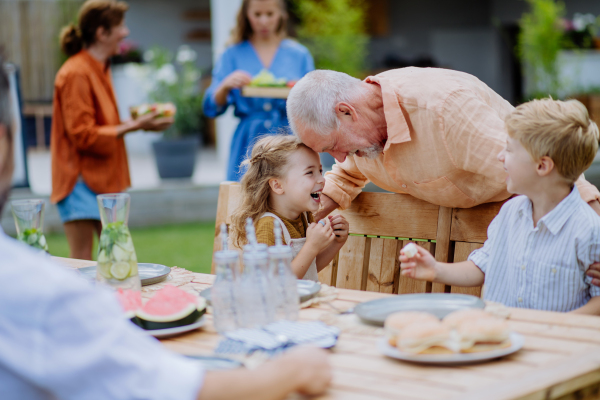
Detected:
[282,347,332,395]
[314,194,339,220]
[399,244,438,282]
[328,214,349,243]
[587,263,600,287]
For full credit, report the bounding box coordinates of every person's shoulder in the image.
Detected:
[373,67,474,110]
[280,38,311,55]
[55,52,90,83]
[496,195,527,218]
[569,195,600,235]
[222,41,251,56]
[256,216,276,232]
[0,235,90,303]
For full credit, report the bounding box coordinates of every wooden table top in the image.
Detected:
[57,257,600,400]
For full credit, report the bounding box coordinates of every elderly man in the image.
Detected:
[287,68,600,285]
[287,68,600,217]
[0,58,330,399]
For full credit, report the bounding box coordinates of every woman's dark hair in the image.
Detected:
[59,0,128,56]
[229,0,288,45]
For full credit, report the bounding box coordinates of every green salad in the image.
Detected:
[249,69,288,87]
[18,228,48,252]
[97,221,138,281]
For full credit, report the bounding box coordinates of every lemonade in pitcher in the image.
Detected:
[96,194,141,291]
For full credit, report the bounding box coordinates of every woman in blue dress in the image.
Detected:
[203,0,314,181]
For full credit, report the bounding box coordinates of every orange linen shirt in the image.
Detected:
[50,50,130,204]
[324,68,600,209]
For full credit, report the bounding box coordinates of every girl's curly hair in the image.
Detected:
[230,134,308,248]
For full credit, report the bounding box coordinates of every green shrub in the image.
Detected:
[517,0,566,99]
[294,0,368,78]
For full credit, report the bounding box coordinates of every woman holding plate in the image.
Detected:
[51,0,173,260]
[203,0,314,181]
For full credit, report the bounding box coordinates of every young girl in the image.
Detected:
[230,135,349,281]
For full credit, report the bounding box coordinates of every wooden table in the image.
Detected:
[59,258,600,400]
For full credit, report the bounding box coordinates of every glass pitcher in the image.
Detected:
[96,193,141,291]
[11,199,48,252]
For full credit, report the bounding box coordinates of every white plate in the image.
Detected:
[79,263,171,286]
[378,332,524,365]
[145,316,206,339]
[355,293,486,326]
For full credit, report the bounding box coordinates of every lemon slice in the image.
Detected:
[110,261,131,280]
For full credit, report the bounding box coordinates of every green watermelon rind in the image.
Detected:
[137,306,206,330]
[136,298,207,330]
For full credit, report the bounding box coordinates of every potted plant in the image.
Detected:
[144,45,204,179]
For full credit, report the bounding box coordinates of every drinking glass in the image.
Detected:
[96,193,141,291]
[11,199,48,252]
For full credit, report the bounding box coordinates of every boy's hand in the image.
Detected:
[399,244,438,281]
[328,214,349,243]
[306,218,335,254]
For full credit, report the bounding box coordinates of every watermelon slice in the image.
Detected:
[136,285,206,330]
[115,289,144,328]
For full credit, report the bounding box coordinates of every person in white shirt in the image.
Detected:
[0,55,331,400]
[400,98,600,314]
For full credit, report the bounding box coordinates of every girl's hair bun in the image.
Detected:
[59,24,83,56]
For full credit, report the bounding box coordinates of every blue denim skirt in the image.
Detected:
[56,180,101,223]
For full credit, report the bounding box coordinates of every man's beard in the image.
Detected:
[349,144,383,159]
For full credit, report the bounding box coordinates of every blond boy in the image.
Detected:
[400,99,600,314]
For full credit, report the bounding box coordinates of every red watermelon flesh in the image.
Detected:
[141,285,197,316]
[136,285,206,330]
[116,289,142,312]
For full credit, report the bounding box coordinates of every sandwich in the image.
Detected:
[456,319,511,353]
[384,311,439,347]
[396,321,459,354]
[130,102,176,119]
[442,309,492,329]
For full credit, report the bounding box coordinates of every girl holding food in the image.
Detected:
[203,0,315,181]
[51,0,173,260]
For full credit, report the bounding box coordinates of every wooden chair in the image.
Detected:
[212,181,506,297]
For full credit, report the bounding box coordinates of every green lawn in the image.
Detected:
[45,222,215,274]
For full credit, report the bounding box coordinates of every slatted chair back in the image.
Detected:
[212,181,506,296]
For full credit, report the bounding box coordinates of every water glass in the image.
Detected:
[11,199,48,252]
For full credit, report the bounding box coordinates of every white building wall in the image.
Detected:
[210,0,242,167]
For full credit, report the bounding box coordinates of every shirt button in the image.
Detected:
[518,297,523,303]
[401,184,407,188]
[263,102,272,111]
[551,268,557,274]
[264,120,272,129]
[521,265,526,271]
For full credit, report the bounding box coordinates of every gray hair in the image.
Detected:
[287,70,366,137]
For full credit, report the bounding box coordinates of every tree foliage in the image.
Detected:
[294,0,368,78]
[517,0,566,98]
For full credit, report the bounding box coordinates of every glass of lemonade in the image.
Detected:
[96,193,141,291]
[11,199,48,252]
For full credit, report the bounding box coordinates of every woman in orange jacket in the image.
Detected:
[51,0,172,260]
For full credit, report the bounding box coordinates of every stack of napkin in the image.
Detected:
[215,320,340,357]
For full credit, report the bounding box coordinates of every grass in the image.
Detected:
[45,222,215,274]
